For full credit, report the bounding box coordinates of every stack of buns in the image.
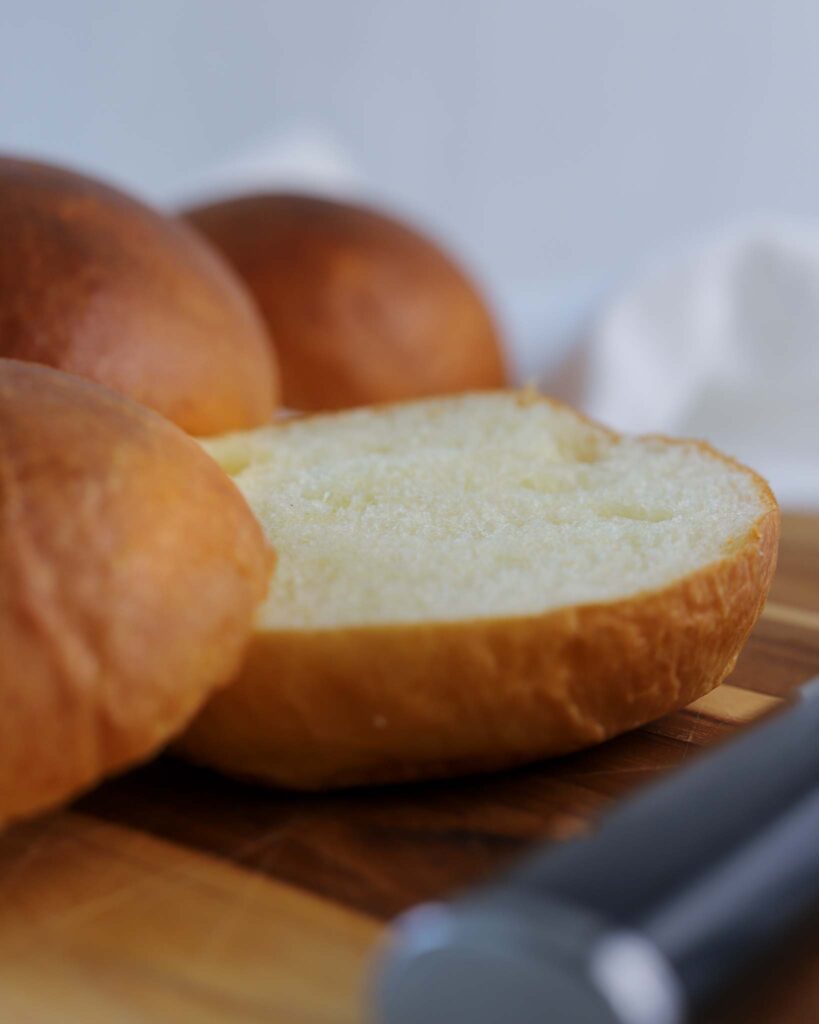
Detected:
[0,155,779,828]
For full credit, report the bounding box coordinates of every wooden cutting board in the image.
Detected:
[1,513,817,1024]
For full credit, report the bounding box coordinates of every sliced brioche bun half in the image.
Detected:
[0,360,273,827]
[183,193,506,411]
[0,155,279,435]
[177,391,779,789]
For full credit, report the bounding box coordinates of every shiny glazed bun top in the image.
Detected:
[0,359,273,827]
[184,192,506,411]
[0,155,279,435]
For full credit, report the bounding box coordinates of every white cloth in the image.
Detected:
[171,128,363,208]
[544,223,819,509]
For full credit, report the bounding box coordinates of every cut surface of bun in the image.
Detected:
[0,156,278,435]
[0,360,273,827]
[178,391,779,788]
[183,193,505,411]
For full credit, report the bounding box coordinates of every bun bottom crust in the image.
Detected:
[177,505,778,789]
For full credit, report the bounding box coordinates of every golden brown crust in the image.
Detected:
[183,193,506,411]
[177,403,780,789]
[0,156,279,435]
[0,360,274,826]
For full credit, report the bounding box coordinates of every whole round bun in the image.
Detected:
[183,193,506,411]
[0,360,273,828]
[0,156,279,435]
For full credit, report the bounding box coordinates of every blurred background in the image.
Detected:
[2,0,817,504]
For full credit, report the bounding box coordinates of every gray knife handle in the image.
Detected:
[374,677,819,1024]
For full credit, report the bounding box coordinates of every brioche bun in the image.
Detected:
[0,360,273,827]
[183,193,505,411]
[0,156,278,435]
[178,392,779,789]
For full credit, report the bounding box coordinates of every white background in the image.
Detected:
[2,1,819,309]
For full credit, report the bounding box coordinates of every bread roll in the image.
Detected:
[183,193,505,411]
[0,156,278,435]
[178,391,779,789]
[0,360,273,827]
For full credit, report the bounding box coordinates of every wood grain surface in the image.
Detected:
[2,512,818,1024]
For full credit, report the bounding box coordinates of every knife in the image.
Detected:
[374,676,819,1024]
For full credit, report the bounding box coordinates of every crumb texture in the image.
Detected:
[203,393,765,629]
